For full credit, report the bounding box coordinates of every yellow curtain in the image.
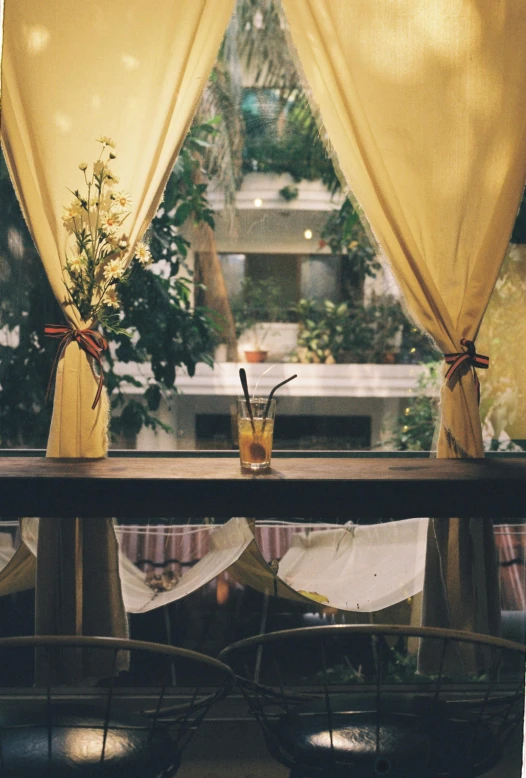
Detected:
[2,0,235,456]
[282,0,526,654]
[0,0,234,665]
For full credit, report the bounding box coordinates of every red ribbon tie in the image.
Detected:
[44,324,108,409]
[443,338,489,404]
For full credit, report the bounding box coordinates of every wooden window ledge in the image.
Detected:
[1,455,525,520]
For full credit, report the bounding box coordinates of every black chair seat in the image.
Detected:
[271,694,500,778]
[0,701,180,777]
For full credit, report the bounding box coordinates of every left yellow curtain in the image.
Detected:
[2,0,235,456]
[0,0,235,669]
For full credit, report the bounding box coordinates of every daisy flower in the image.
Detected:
[103,286,120,309]
[134,241,153,266]
[112,191,132,213]
[100,212,121,234]
[105,169,120,184]
[96,135,116,148]
[68,254,84,274]
[103,257,126,281]
[62,201,82,223]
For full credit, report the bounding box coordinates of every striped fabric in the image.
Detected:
[494,525,526,611]
[116,524,212,577]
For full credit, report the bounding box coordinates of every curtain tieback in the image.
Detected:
[44,324,108,409]
[444,338,489,404]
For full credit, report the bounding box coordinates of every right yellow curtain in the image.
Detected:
[282,0,526,647]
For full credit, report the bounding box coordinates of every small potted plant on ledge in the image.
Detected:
[232,277,290,363]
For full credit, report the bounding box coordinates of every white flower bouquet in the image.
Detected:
[62,136,152,334]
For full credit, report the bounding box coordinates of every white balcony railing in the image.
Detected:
[169,362,427,399]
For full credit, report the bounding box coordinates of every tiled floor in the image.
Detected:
[178,720,287,778]
[178,719,524,778]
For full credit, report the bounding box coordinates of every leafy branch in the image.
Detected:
[0,123,218,446]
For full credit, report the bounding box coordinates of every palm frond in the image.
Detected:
[236,0,299,91]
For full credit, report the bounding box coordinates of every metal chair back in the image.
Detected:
[0,635,233,777]
[220,625,525,778]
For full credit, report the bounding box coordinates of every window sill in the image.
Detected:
[1,455,525,520]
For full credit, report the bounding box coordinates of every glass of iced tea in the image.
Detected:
[237,397,276,471]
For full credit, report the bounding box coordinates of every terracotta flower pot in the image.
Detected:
[244,350,268,363]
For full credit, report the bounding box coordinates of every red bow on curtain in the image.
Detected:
[444,338,489,405]
[44,324,108,409]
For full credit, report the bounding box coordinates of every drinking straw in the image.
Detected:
[262,374,297,431]
[239,368,256,434]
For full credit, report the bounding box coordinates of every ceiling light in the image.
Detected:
[254,198,262,208]
[304,229,313,240]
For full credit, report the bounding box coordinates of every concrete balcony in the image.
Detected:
[207,173,343,254]
[173,362,426,399]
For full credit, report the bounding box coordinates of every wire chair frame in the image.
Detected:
[0,635,234,776]
[220,625,526,778]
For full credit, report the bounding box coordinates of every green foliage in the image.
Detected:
[103,123,220,439]
[151,124,215,265]
[293,299,352,364]
[386,364,441,452]
[311,657,365,685]
[478,247,526,450]
[346,297,404,363]
[242,89,338,190]
[231,277,289,347]
[236,0,299,93]
[320,199,382,309]
[391,394,437,451]
[397,320,440,365]
[106,262,215,440]
[319,199,440,364]
[321,199,380,273]
[0,124,217,447]
[0,151,57,445]
[278,185,298,202]
[311,644,487,685]
[0,258,59,447]
[293,296,406,365]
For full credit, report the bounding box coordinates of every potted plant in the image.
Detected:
[292,295,407,364]
[231,277,289,363]
[345,295,404,364]
[292,299,351,364]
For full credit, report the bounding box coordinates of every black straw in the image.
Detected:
[239,368,256,434]
[262,374,297,431]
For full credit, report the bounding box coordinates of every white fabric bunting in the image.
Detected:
[0,518,429,614]
[119,517,254,613]
[278,519,428,612]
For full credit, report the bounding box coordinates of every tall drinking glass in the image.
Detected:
[237,397,276,471]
